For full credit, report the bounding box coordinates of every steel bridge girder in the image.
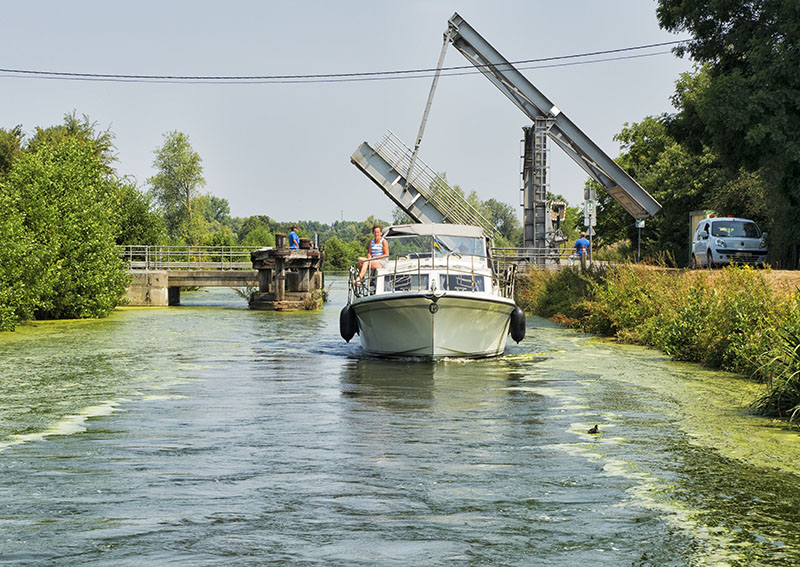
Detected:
[447,12,661,219]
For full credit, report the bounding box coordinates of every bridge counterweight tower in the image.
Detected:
[522,118,554,263]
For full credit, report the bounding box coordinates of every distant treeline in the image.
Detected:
[0,113,536,330]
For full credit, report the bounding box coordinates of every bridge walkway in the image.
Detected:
[121,245,260,306]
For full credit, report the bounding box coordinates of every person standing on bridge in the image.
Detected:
[574,231,591,267]
[355,224,389,282]
[288,225,300,249]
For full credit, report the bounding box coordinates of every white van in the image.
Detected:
[691,217,767,268]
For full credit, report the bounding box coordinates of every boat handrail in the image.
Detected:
[348,252,515,301]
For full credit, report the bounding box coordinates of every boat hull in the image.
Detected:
[351,293,515,358]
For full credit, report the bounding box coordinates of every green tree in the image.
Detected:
[657,0,800,264]
[590,112,725,264]
[657,0,800,175]
[238,216,274,244]
[113,182,167,245]
[707,169,771,230]
[148,131,206,242]
[28,112,116,175]
[204,225,238,246]
[2,137,128,323]
[590,178,629,247]
[241,226,275,247]
[196,194,231,224]
[562,203,582,242]
[0,182,40,330]
[323,236,362,271]
[0,125,24,178]
[328,219,364,242]
[183,212,213,245]
[483,198,522,245]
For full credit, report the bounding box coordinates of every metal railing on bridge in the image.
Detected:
[491,247,576,268]
[120,245,263,271]
[121,244,584,272]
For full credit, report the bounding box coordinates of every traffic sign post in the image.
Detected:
[583,200,596,227]
[636,218,645,262]
[583,199,597,265]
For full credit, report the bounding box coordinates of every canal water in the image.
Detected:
[2,278,800,566]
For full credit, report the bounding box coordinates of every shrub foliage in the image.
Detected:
[517,265,800,419]
[0,138,130,329]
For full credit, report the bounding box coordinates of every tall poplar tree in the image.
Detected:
[148,131,206,242]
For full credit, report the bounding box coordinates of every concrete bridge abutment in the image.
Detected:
[124,270,257,306]
[124,270,170,306]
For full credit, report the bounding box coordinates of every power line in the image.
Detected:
[0,40,687,84]
[0,51,676,85]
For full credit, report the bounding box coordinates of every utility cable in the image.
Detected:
[0,40,688,84]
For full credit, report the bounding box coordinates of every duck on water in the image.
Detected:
[340,223,525,358]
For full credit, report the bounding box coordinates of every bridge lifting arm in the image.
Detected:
[446,13,661,218]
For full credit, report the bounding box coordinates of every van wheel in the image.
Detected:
[707,252,716,269]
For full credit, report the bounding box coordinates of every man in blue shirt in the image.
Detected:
[574,231,590,256]
[288,225,300,249]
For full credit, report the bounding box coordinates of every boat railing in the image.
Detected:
[348,253,515,301]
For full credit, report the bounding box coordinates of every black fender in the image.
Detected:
[510,305,526,343]
[340,304,358,342]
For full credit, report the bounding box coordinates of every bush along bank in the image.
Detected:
[515,265,800,420]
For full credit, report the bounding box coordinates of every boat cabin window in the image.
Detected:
[384,273,429,292]
[439,274,485,292]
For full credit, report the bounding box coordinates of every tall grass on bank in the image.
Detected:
[516,265,800,419]
[516,265,608,325]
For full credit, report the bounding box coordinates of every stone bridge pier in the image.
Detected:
[249,234,324,311]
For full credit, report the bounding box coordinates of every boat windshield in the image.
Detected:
[433,235,486,258]
[388,235,431,258]
[387,235,487,259]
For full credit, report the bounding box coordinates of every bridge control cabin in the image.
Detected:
[249,234,325,311]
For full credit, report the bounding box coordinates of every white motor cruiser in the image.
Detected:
[339,224,525,358]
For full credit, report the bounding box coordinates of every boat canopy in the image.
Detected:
[384,223,486,239]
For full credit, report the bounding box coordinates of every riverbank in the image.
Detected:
[516,265,800,420]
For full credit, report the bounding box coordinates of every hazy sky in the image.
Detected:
[2,1,693,225]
